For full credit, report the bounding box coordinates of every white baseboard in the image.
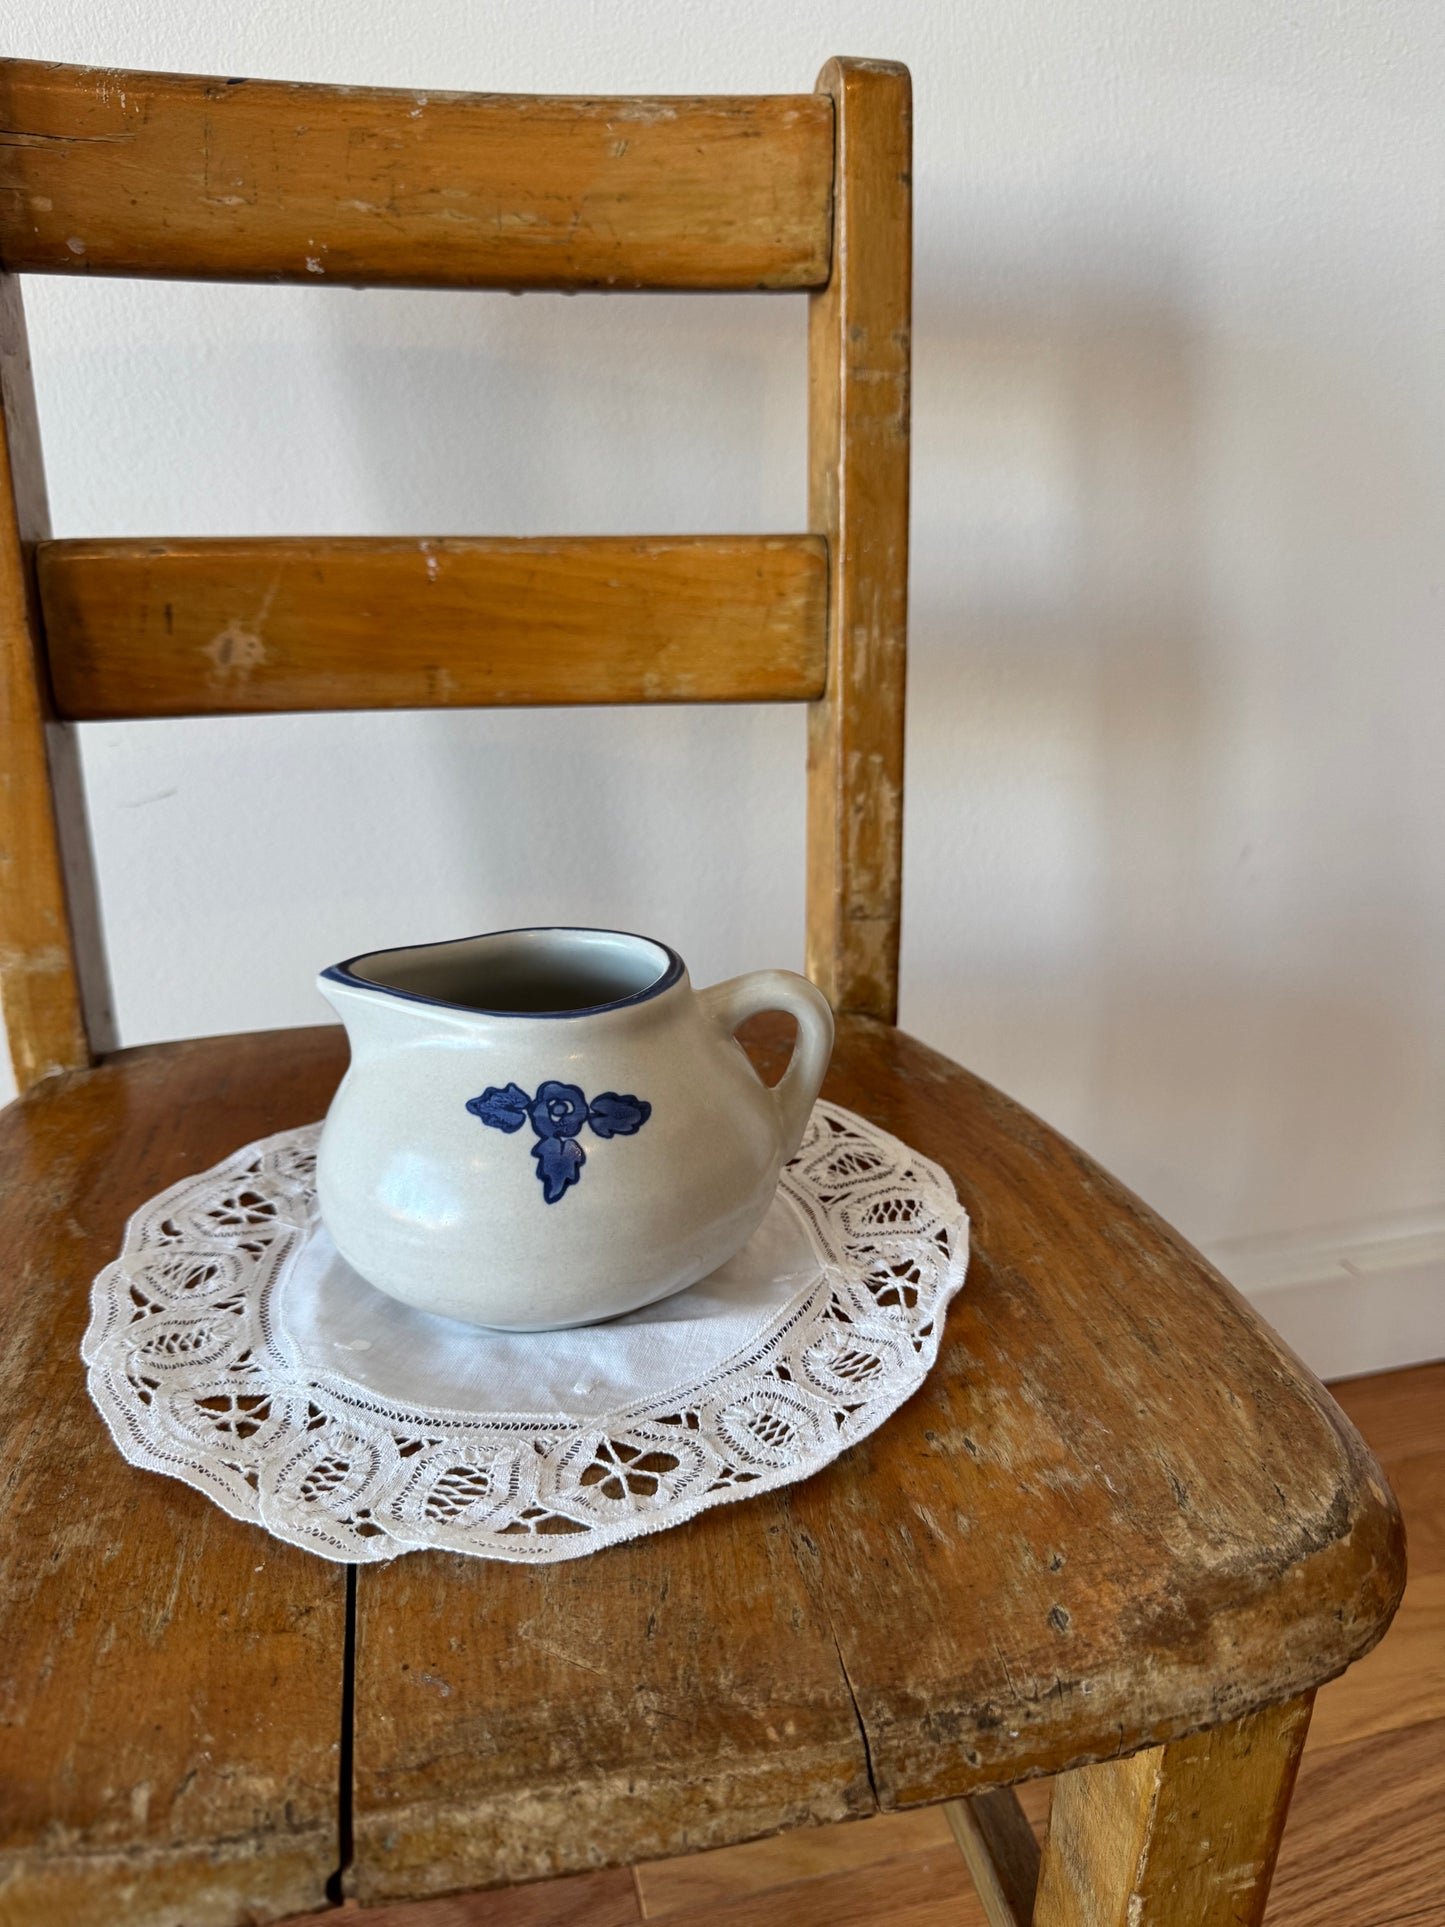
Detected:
[1209,1208,1445,1382]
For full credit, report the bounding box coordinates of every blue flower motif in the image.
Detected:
[466,1079,652,1204]
[529,1080,588,1140]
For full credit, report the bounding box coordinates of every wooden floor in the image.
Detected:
[299,1360,1445,1927]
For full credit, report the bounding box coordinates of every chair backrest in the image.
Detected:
[0,55,910,1095]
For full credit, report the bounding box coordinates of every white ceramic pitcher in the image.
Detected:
[315,927,834,1330]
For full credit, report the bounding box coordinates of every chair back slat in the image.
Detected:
[0,62,833,291]
[39,535,828,718]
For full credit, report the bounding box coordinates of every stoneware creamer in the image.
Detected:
[316,927,834,1330]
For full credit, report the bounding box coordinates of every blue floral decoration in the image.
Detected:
[465,1079,652,1204]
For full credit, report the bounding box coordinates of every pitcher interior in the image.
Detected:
[344,927,678,1016]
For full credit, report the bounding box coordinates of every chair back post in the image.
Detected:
[805,58,912,1027]
[0,275,96,1090]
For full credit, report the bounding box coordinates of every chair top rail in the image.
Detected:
[0,59,834,291]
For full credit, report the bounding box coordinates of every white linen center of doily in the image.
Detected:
[276,1186,825,1422]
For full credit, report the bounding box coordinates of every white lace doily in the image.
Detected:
[82,1102,969,1563]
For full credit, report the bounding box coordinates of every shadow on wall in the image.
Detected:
[902,264,1438,1245]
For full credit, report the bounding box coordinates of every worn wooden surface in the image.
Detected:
[0,1027,350,1926]
[286,1718,1445,1927]
[347,1494,872,1906]
[38,535,829,718]
[0,1019,1408,1923]
[0,61,833,293]
[804,59,911,1023]
[775,1015,1403,1811]
[286,1365,1443,1927]
[348,1009,1402,1898]
[0,274,92,1094]
[1033,1694,1314,1926]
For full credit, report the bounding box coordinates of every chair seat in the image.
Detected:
[0,1016,1403,1921]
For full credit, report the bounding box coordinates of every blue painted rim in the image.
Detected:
[321,925,686,1020]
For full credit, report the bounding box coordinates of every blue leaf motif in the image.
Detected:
[465,1082,532,1133]
[587,1092,653,1139]
[532,1133,586,1204]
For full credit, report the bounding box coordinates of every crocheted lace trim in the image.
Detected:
[82,1102,969,1563]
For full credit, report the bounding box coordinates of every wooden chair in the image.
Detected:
[0,56,1404,1927]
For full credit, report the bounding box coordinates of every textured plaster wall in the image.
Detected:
[6,1,1444,1362]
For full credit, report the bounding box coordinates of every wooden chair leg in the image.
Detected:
[1032,1693,1314,1926]
[947,1787,1041,1927]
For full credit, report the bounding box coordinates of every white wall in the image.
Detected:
[7,0,1443,1377]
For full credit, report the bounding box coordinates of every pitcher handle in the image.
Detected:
[698,970,835,1161]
